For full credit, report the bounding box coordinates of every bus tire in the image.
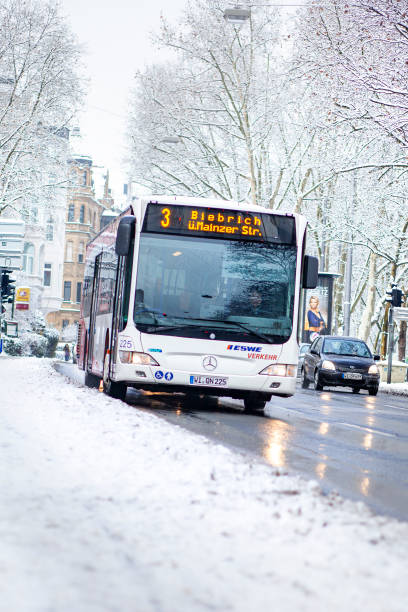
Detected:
[103,353,127,401]
[243,393,268,414]
[85,371,100,388]
[106,381,127,401]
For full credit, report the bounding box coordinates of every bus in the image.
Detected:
[77,195,318,413]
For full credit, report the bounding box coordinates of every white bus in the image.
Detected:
[78,195,318,413]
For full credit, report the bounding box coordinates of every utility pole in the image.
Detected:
[387,305,394,384]
[386,285,403,384]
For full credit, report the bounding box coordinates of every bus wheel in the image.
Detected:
[85,371,100,388]
[243,393,268,414]
[103,353,127,401]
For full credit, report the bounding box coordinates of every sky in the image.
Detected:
[61,0,187,206]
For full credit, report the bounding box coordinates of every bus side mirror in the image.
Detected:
[302,255,318,289]
[115,216,136,256]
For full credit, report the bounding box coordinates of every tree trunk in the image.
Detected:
[358,252,376,342]
[380,304,390,361]
[333,243,347,334]
[398,320,407,362]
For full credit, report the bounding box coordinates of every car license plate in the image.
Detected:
[189,375,228,386]
[343,372,363,380]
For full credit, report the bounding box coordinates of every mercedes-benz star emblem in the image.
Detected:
[203,355,217,371]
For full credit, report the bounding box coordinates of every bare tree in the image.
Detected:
[0,0,84,216]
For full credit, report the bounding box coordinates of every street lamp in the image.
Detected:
[223,3,331,23]
[161,136,182,144]
[224,7,251,24]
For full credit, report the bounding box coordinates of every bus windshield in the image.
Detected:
[133,234,297,343]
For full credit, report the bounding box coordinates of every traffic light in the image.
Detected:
[385,285,403,308]
[391,287,402,307]
[1,270,15,303]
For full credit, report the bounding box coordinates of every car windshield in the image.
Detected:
[299,344,310,355]
[323,339,372,358]
[133,233,297,343]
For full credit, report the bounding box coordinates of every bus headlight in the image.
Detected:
[119,351,160,365]
[259,364,297,377]
[368,364,379,375]
[322,360,336,371]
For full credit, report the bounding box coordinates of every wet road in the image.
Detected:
[57,363,408,520]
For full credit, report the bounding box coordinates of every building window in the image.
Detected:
[76,281,82,303]
[66,241,73,262]
[63,281,71,302]
[82,170,87,186]
[22,243,34,274]
[31,207,38,224]
[62,319,69,329]
[78,242,84,263]
[68,204,74,222]
[79,205,85,223]
[43,263,51,287]
[46,216,54,241]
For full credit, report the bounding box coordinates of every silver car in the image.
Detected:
[298,343,311,376]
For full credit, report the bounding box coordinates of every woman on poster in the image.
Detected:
[306,295,327,342]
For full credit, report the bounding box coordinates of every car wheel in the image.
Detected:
[368,386,378,396]
[352,387,360,394]
[301,368,310,389]
[313,370,323,391]
[103,353,127,401]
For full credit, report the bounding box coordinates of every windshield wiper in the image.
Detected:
[153,316,274,343]
[143,324,201,333]
[141,316,278,343]
[208,318,274,344]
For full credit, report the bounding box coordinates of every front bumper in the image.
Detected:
[113,363,297,397]
[319,370,380,389]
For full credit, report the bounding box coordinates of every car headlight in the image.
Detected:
[259,364,297,377]
[119,351,160,365]
[368,364,379,375]
[322,360,336,371]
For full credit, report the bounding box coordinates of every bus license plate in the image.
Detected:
[343,373,362,380]
[189,375,228,386]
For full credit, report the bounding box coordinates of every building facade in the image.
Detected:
[46,155,113,332]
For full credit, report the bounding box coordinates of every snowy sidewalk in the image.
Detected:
[1,357,407,612]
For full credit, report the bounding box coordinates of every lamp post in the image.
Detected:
[223,3,332,23]
[161,136,182,144]
[224,7,251,24]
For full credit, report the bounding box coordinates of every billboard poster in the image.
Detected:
[302,274,336,344]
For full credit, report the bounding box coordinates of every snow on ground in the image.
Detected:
[1,357,408,612]
[380,381,408,396]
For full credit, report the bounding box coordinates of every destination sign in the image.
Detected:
[142,203,296,244]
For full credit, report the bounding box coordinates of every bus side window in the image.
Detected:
[118,243,133,331]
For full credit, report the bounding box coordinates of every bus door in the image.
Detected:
[87,253,101,372]
[109,256,126,370]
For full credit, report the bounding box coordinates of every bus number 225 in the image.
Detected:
[119,338,133,350]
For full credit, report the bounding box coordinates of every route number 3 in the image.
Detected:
[160,208,171,228]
